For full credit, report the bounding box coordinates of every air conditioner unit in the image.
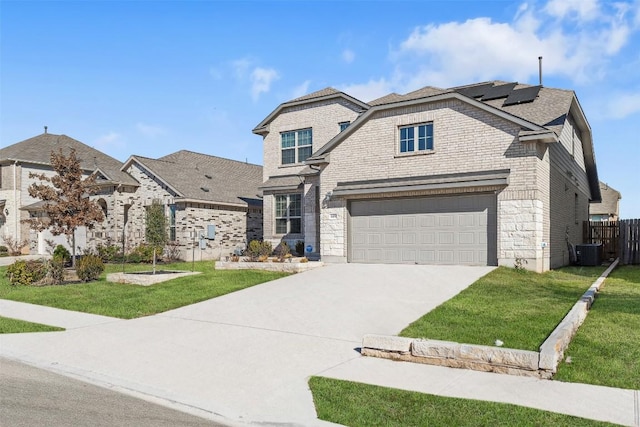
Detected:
[576,244,602,266]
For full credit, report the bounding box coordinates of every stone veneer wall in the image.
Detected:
[86,162,264,261]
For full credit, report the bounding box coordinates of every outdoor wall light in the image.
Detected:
[4,209,8,215]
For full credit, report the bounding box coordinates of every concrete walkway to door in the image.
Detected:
[0,264,493,426]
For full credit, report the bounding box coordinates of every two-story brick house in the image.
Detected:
[253,82,601,272]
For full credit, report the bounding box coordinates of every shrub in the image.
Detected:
[53,245,71,265]
[295,240,305,256]
[275,242,291,262]
[2,236,28,256]
[0,245,8,253]
[127,243,161,263]
[75,254,104,282]
[164,241,182,262]
[6,260,46,286]
[95,242,123,263]
[39,259,65,285]
[246,240,272,261]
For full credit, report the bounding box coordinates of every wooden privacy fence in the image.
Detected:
[584,219,640,264]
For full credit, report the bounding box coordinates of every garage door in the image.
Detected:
[349,194,497,265]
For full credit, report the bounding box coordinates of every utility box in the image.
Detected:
[207,225,216,240]
[576,244,602,266]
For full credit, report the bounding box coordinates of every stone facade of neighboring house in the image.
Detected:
[0,133,263,260]
[254,82,601,272]
[589,182,621,221]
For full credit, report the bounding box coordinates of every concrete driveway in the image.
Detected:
[0,264,493,426]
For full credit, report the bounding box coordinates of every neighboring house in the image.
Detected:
[254,82,601,272]
[0,132,263,260]
[121,150,263,260]
[0,132,138,255]
[589,182,621,221]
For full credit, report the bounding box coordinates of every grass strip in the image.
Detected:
[309,376,615,426]
[0,316,64,334]
[400,266,606,351]
[553,265,640,390]
[0,261,288,319]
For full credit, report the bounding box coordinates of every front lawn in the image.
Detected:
[400,266,606,351]
[0,316,64,334]
[554,265,640,389]
[309,377,615,426]
[0,261,288,319]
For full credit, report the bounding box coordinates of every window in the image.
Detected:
[339,121,350,132]
[281,129,312,165]
[275,194,301,234]
[399,123,433,153]
[169,204,176,241]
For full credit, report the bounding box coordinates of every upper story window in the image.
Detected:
[281,128,312,165]
[399,123,434,154]
[339,121,350,132]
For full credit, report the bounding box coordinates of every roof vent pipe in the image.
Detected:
[538,56,543,86]
[44,126,48,134]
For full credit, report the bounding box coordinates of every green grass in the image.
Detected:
[0,261,288,319]
[0,316,64,334]
[400,266,606,351]
[309,377,615,426]
[554,265,640,390]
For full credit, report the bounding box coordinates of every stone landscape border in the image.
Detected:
[215,260,323,273]
[362,259,620,379]
[107,271,201,286]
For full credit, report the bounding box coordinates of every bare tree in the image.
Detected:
[24,149,104,266]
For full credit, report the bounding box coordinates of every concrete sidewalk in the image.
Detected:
[0,299,121,330]
[1,263,638,426]
[322,355,639,427]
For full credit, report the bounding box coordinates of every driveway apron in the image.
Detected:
[0,264,492,426]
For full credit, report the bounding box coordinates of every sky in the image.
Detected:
[1,0,639,217]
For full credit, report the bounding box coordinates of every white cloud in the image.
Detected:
[339,78,394,103]
[544,0,600,21]
[136,122,165,138]
[342,49,355,64]
[391,0,638,90]
[606,92,640,119]
[291,80,311,99]
[93,131,124,150]
[250,67,279,101]
[231,58,252,79]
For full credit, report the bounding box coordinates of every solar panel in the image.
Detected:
[481,82,517,101]
[503,85,542,106]
[455,83,495,99]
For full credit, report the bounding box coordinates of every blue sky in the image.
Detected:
[1,0,639,217]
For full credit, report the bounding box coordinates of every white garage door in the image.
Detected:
[349,194,497,265]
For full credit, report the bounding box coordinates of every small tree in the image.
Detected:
[24,149,104,266]
[145,199,167,274]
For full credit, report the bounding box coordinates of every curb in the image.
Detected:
[362,260,620,378]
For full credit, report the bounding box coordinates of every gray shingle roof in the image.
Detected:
[590,182,621,216]
[129,150,263,207]
[290,87,342,102]
[252,87,369,135]
[0,133,137,186]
